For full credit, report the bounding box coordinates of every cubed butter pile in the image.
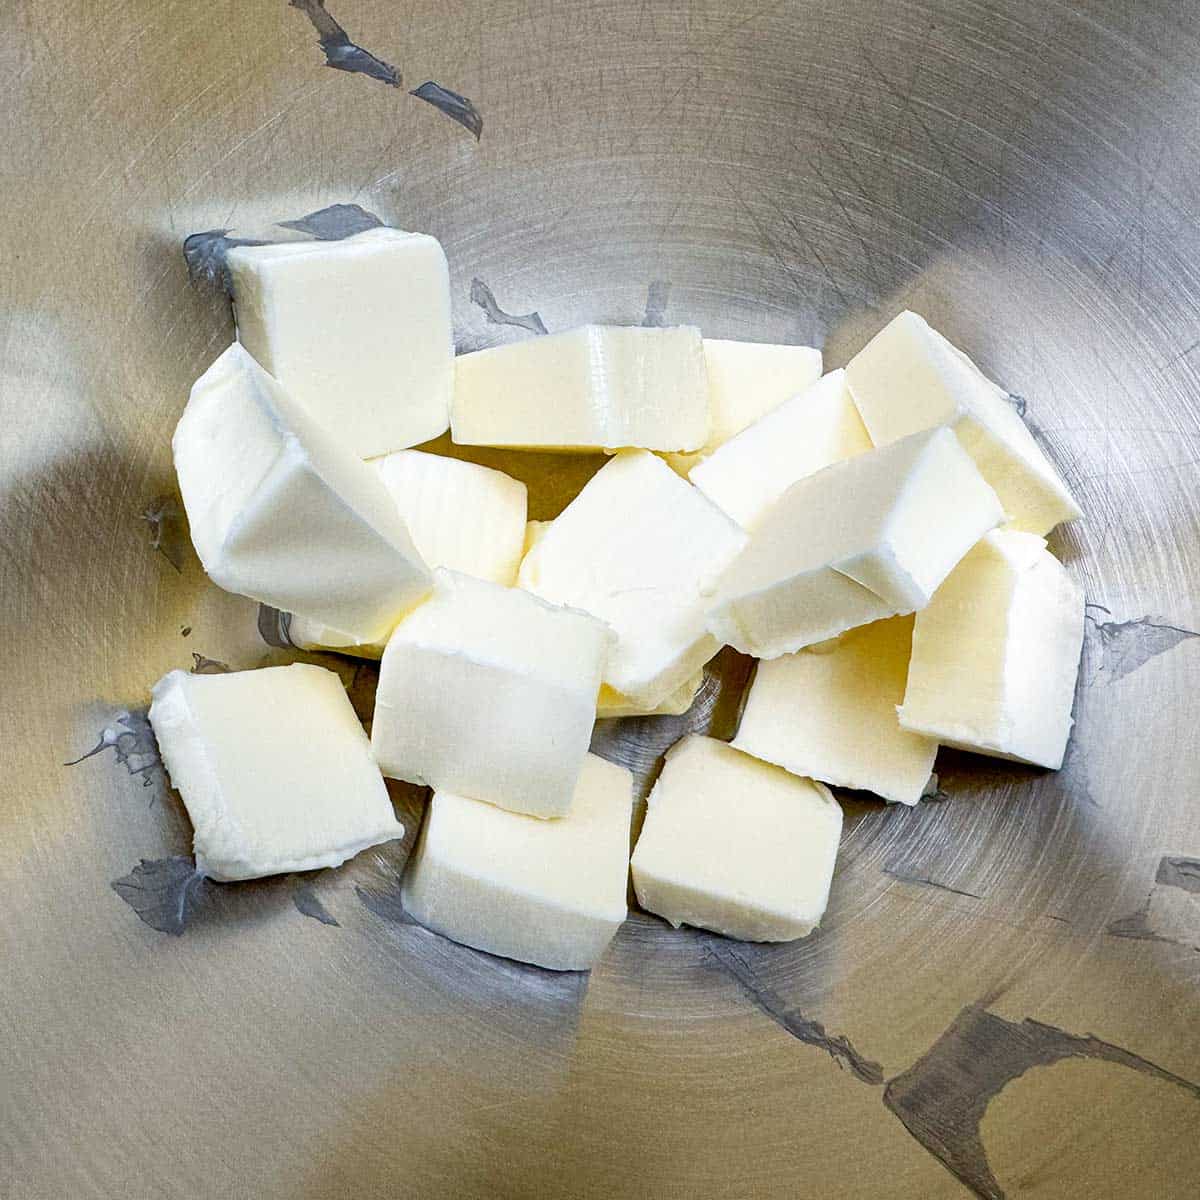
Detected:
[150,222,1086,973]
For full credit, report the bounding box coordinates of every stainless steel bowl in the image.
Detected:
[4,2,1199,1196]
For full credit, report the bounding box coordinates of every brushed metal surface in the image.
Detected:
[3,2,1200,1197]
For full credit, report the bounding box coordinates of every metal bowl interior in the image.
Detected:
[3,2,1200,1197]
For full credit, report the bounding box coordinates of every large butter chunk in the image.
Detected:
[289,450,527,655]
[689,369,872,529]
[666,338,823,474]
[226,228,452,457]
[630,736,842,941]
[733,617,937,805]
[451,325,710,452]
[518,450,747,708]
[371,570,613,818]
[706,428,1005,658]
[174,344,431,645]
[149,664,403,881]
[899,530,1084,769]
[401,754,633,971]
[845,311,1081,535]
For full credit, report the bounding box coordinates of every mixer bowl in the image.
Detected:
[3,2,1199,1197]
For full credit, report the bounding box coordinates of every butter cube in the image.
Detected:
[706,428,1005,658]
[289,451,527,655]
[519,450,746,708]
[845,311,1081,535]
[523,524,703,716]
[689,369,872,529]
[174,344,430,645]
[630,736,842,941]
[733,617,937,805]
[666,338,823,474]
[596,671,704,719]
[374,450,527,585]
[149,664,403,881]
[226,228,452,457]
[899,531,1084,769]
[371,570,613,818]
[451,325,710,452]
[401,754,633,970]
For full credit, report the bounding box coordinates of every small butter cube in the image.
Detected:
[666,338,823,474]
[733,617,937,805]
[596,671,704,719]
[452,325,710,452]
[845,311,1081,535]
[689,369,872,529]
[371,570,613,818]
[374,450,527,586]
[174,344,430,645]
[149,664,403,881]
[631,736,842,941]
[899,531,1084,769]
[226,228,452,457]
[706,428,1004,658]
[519,450,746,708]
[401,754,633,970]
[289,451,527,656]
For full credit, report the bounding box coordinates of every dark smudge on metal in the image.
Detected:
[184,205,385,295]
[884,1003,1200,1200]
[1156,856,1200,894]
[289,0,402,88]
[190,652,232,675]
[256,605,295,650]
[182,230,268,293]
[291,877,340,926]
[141,495,188,572]
[641,280,671,327]
[277,203,384,240]
[469,278,548,336]
[410,81,483,139]
[1105,901,1171,943]
[65,709,162,789]
[111,857,207,936]
[704,938,884,1085]
[1084,610,1199,684]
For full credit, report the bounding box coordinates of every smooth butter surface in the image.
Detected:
[689,369,871,529]
[227,227,452,458]
[666,338,822,474]
[173,343,430,645]
[401,754,633,971]
[733,615,937,805]
[899,530,1084,769]
[371,570,612,818]
[451,325,710,452]
[519,450,746,707]
[845,310,1081,536]
[149,664,403,881]
[706,427,1004,657]
[631,736,843,941]
[289,450,527,656]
